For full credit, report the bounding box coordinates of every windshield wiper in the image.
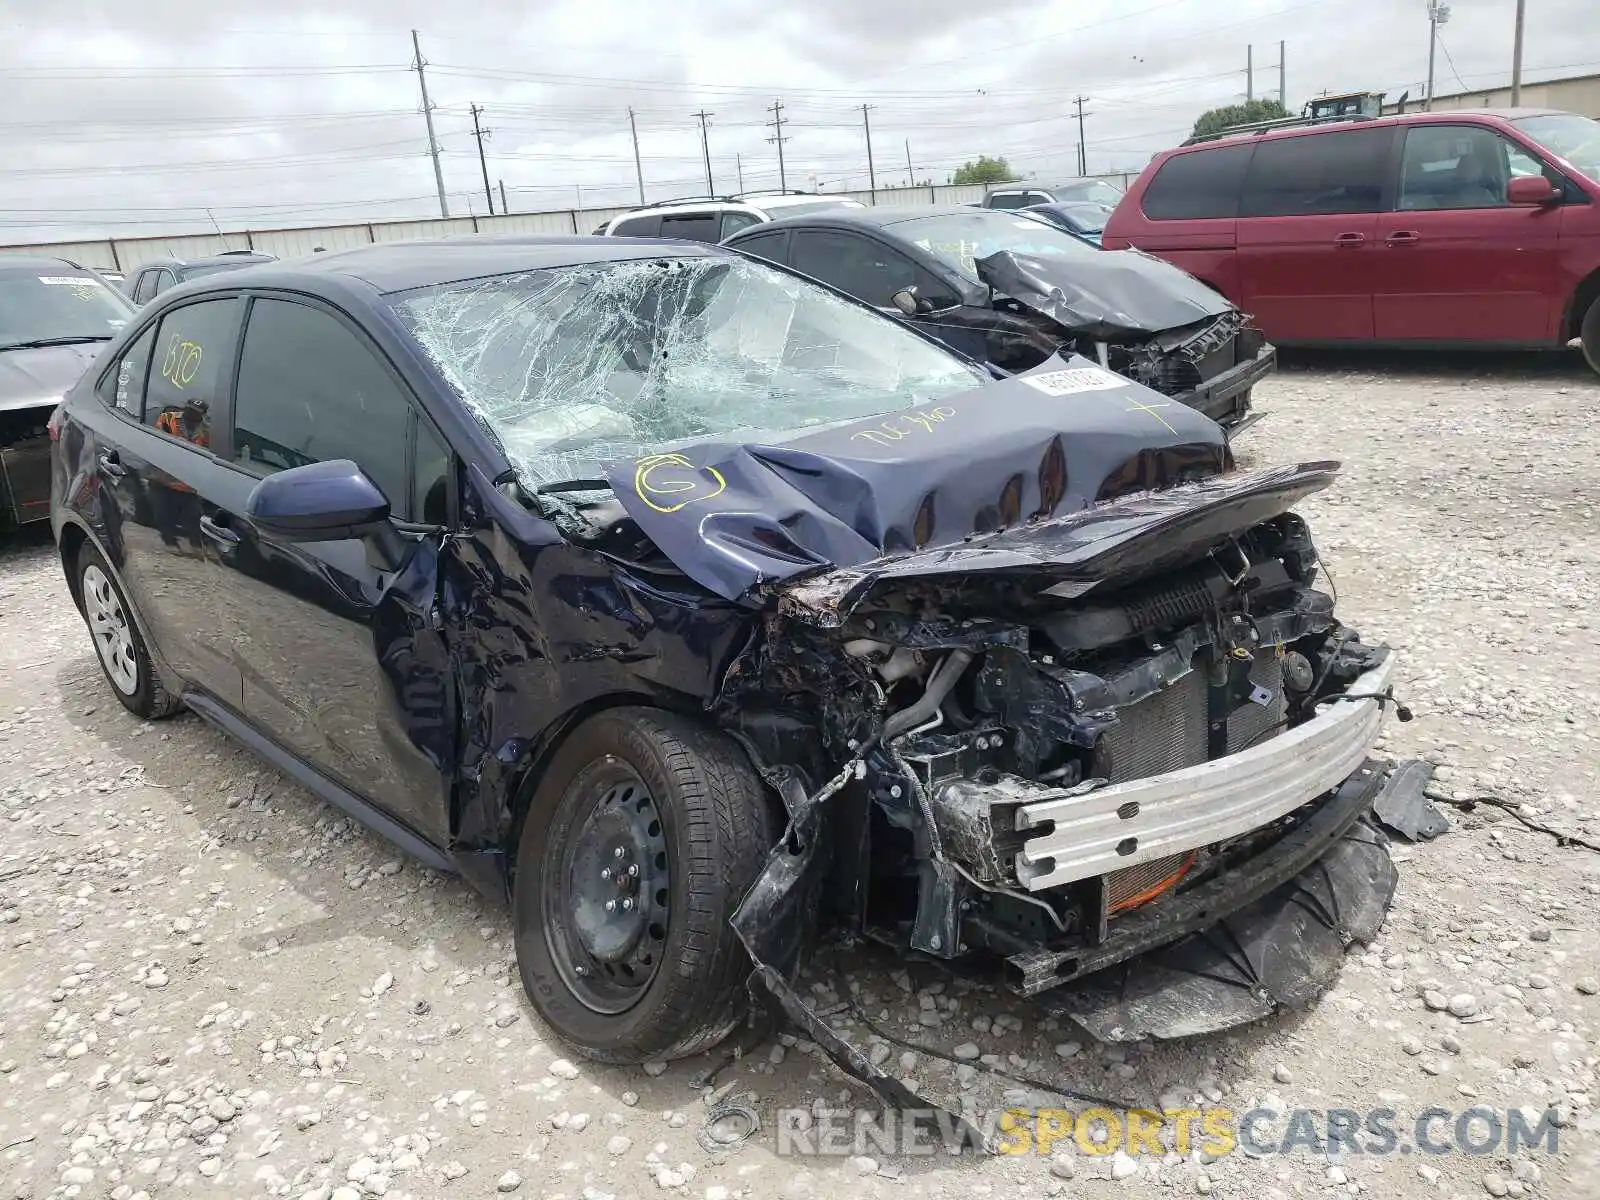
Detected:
[537,478,614,495]
[0,335,114,352]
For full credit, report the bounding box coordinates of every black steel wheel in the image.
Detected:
[513,708,775,1064]
[542,767,672,1014]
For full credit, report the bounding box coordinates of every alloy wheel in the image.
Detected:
[82,563,138,696]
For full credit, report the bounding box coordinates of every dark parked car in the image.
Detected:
[2,257,134,532]
[725,204,1273,430]
[983,178,1126,210]
[127,251,278,306]
[1103,108,1600,373]
[1020,200,1117,245]
[52,238,1420,1115]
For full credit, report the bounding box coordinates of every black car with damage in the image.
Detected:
[2,258,133,533]
[724,204,1274,432]
[51,238,1419,1130]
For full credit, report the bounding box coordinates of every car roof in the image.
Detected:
[169,235,729,296]
[730,203,1018,235]
[985,179,1100,194]
[1188,107,1570,151]
[0,256,95,275]
[755,193,865,210]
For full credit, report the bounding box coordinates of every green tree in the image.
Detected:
[952,156,1015,186]
[1190,99,1291,140]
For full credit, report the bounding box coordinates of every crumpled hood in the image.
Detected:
[975,248,1236,341]
[0,342,103,413]
[604,355,1231,602]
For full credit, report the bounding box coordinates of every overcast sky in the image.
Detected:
[3,0,1597,246]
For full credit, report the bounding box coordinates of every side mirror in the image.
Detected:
[890,286,921,317]
[1507,175,1559,206]
[246,459,405,568]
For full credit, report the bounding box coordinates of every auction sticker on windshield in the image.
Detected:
[1022,366,1128,396]
[37,276,104,286]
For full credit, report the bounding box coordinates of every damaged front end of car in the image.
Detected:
[701,461,1416,1128]
[974,250,1274,434]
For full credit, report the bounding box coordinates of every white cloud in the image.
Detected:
[2,0,1596,244]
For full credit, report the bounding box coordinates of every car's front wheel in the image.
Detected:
[76,543,182,720]
[1582,295,1600,377]
[513,709,775,1064]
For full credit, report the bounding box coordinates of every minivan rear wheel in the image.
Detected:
[1582,296,1600,377]
[513,709,775,1064]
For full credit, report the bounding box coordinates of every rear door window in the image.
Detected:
[131,271,159,305]
[1142,144,1255,219]
[611,214,662,237]
[788,230,941,308]
[719,210,762,239]
[658,212,722,243]
[1239,128,1394,216]
[728,230,789,265]
[151,270,178,297]
[142,298,242,449]
[231,298,413,517]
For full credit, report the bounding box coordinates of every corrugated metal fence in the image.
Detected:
[0,178,1136,272]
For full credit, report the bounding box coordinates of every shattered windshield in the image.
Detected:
[0,270,131,350]
[391,254,987,488]
[891,210,1101,281]
[1514,112,1600,183]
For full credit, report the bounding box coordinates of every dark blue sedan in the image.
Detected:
[48,236,1409,1104]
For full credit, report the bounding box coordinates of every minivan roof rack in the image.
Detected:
[1182,111,1379,146]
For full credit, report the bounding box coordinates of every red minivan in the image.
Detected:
[1102,109,1600,373]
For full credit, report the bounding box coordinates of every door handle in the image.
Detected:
[1334,232,1367,247]
[1386,231,1421,246]
[97,450,126,478]
[198,514,241,547]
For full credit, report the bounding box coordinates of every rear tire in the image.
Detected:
[76,543,182,720]
[1582,296,1600,377]
[513,708,775,1064]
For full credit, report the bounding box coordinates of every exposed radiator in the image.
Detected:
[1094,666,1208,784]
[1226,654,1288,756]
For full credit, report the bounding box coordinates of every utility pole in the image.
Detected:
[736,154,744,193]
[1072,96,1091,176]
[498,179,509,215]
[469,103,494,215]
[860,103,877,202]
[627,107,645,204]
[1247,44,1254,102]
[1279,39,1287,108]
[410,30,449,218]
[1425,2,1451,110]
[693,109,714,194]
[1511,0,1527,106]
[766,100,789,192]
[905,139,914,186]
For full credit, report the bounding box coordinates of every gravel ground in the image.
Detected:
[2,350,1599,1200]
